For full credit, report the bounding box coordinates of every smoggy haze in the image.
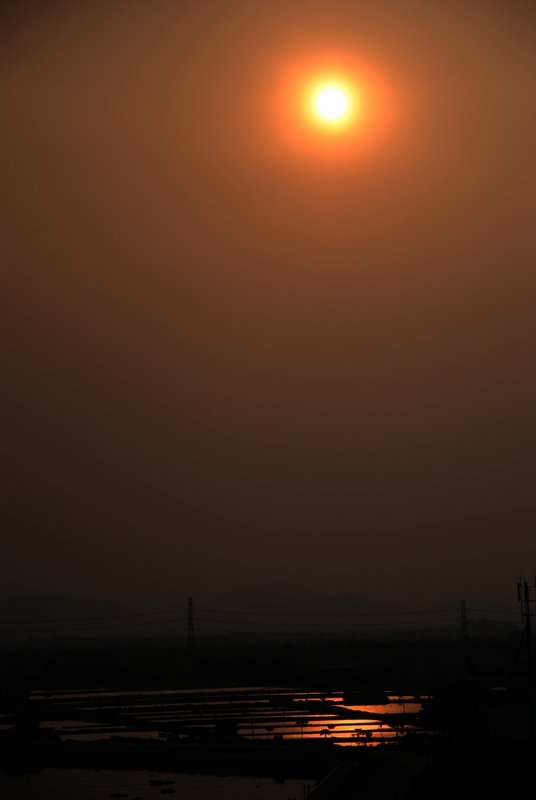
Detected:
[1,0,535,607]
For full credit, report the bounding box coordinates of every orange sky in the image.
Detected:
[1,0,535,605]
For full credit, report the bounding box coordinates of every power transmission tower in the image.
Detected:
[517,580,536,740]
[187,597,194,648]
[460,600,469,675]
[460,600,468,642]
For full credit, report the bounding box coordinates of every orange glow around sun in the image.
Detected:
[274,53,393,160]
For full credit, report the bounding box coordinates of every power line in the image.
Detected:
[196,617,459,634]
[466,608,521,616]
[193,615,457,629]
[0,618,187,635]
[187,597,194,648]
[0,610,494,634]
[192,618,460,634]
[195,606,458,618]
[0,616,460,644]
[0,627,190,646]
[0,604,517,626]
[0,608,187,624]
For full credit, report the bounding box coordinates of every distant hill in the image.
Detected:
[200,584,523,635]
[0,593,185,642]
[0,588,522,642]
[424,599,521,632]
[205,581,321,609]
[205,582,390,616]
[201,583,448,635]
[0,593,127,621]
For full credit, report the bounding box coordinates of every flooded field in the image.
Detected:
[11,686,425,746]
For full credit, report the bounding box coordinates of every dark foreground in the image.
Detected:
[1,635,535,798]
[1,736,534,800]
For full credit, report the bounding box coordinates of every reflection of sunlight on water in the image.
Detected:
[30,686,302,701]
[240,716,397,742]
[342,703,422,714]
[41,720,106,729]
[39,721,165,741]
[62,731,164,741]
[26,687,424,746]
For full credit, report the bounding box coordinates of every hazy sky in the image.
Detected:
[1,0,535,606]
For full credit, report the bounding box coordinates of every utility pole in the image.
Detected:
[460,600,469,674]
[460,600,468,642]
[187,597,194,649]
[517,580,536,740]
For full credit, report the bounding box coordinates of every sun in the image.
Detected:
[315,86,348,121]
[274,55,394,158]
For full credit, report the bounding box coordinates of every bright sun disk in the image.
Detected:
[315,86,348,120]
